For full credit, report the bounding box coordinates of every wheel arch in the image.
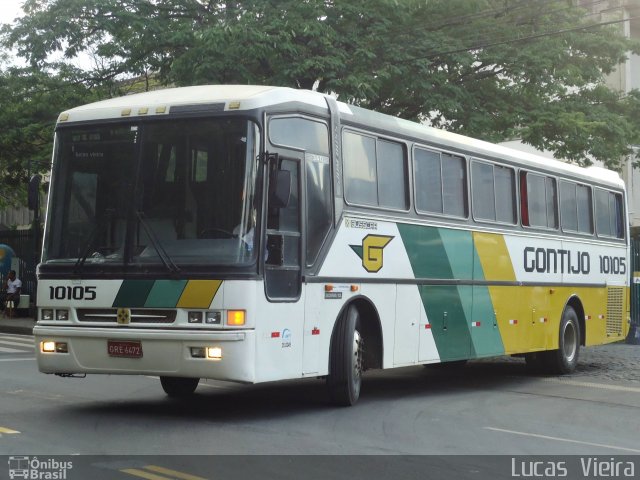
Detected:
[329,295,383,370]
[564,294,586,346]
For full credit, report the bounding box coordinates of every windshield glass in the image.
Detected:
[44,118,260,269]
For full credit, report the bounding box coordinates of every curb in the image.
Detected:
[0,320,36,336]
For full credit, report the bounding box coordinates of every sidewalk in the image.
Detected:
[0,314,36,335]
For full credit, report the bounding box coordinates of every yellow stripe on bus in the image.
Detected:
[472,232,516,281]
[176,280,222,309]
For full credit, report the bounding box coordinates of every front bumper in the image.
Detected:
[33,325,256,383]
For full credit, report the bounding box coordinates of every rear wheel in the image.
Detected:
[327,305,364,406]
[160,376,199,397]
[545,306,581,374]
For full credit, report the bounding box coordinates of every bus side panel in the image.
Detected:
[250,281,306,383]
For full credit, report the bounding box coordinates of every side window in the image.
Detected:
[414,147,467,218]
[521,172,558,229]
[343,132,377,205]
[269,117,329,155]
[560,181,593,234]
[377,140,407,209]
[343,131,408,210]
[306,153,332,265]
[471,160,516,224]
[595,189,625,239]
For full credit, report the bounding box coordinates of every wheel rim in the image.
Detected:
[353,329,364,381]
[562,321,578,363]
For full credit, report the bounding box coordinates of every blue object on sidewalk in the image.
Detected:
[0,244,15,275]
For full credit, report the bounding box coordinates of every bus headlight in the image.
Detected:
[56,309,69,321]
[41,309,54,321]
[42,341,68,353]
[207,347,222,359]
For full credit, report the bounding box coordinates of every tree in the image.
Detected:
[2,0,640,179]
[0,63,96,208]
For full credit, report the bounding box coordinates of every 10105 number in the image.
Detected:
[49,286,97,300]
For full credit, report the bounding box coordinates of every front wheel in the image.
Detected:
[327,305,364,406]
[160,376,199,397]
[545,306,581,374]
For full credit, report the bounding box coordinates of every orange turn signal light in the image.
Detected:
[227,310,246,326]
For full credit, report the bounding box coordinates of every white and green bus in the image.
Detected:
[34,85,629,405]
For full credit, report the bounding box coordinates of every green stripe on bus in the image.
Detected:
[112,280,155,307]
[145,280,188,308]
[439,228,473,280]
[397,224,454,279]
[419,285,474,361]
[398,224,475,360]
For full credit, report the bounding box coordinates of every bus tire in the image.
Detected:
[545,306,581,374]
[160,376,199,397]
[327,305,364,406]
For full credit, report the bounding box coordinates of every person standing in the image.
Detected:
[4,270,22,317]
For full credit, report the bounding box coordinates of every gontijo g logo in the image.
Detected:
[350,235,394,273]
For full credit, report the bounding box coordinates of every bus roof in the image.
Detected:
[58,84,624,189]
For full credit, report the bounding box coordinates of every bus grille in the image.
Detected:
[77,309,177,324]
[606,287,624,336]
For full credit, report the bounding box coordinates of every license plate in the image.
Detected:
[107,340,143,358]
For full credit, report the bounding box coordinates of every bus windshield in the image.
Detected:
[44,118,261,270]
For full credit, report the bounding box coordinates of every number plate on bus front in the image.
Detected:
[107,340,143,358]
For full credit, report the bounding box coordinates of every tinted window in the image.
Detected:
[472,161,496,221]
[560,181,592,234]
[560,181,578,231]
[576,184,593,234]
[414,148,467,217]
[595,189,625,239]
[523,172,557,229]
[441,153,467,217]
[343,132,377,205]
[414,148,443,214]
[343,131,408,210]
[495,165,516,223]
[377,140,408,209]
[306,153,332,265]
[269,117,329,155]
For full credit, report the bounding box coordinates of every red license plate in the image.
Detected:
[107,340,143,358]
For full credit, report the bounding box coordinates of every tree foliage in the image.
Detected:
[0,64,96,207]
[2,0,640,208]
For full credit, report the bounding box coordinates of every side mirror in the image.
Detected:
[271,170,291,208]
[28,174,42,211]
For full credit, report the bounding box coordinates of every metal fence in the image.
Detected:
[0,227,41,309]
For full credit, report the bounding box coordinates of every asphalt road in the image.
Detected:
[1,333,640,479]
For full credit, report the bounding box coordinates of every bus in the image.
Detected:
[34,85,629,406]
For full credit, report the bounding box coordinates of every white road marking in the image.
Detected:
[0,340,34,348]
[0,333,34,342]
[485,427,640,453]
[541,377,640,393]
[0,357,35,362]
[0,346,26,353]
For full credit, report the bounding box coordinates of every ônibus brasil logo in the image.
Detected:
[8,456,73,479]
[350,234,394,273]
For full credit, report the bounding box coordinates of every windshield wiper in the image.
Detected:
[73,209,115,274]
[135,211,181,273]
